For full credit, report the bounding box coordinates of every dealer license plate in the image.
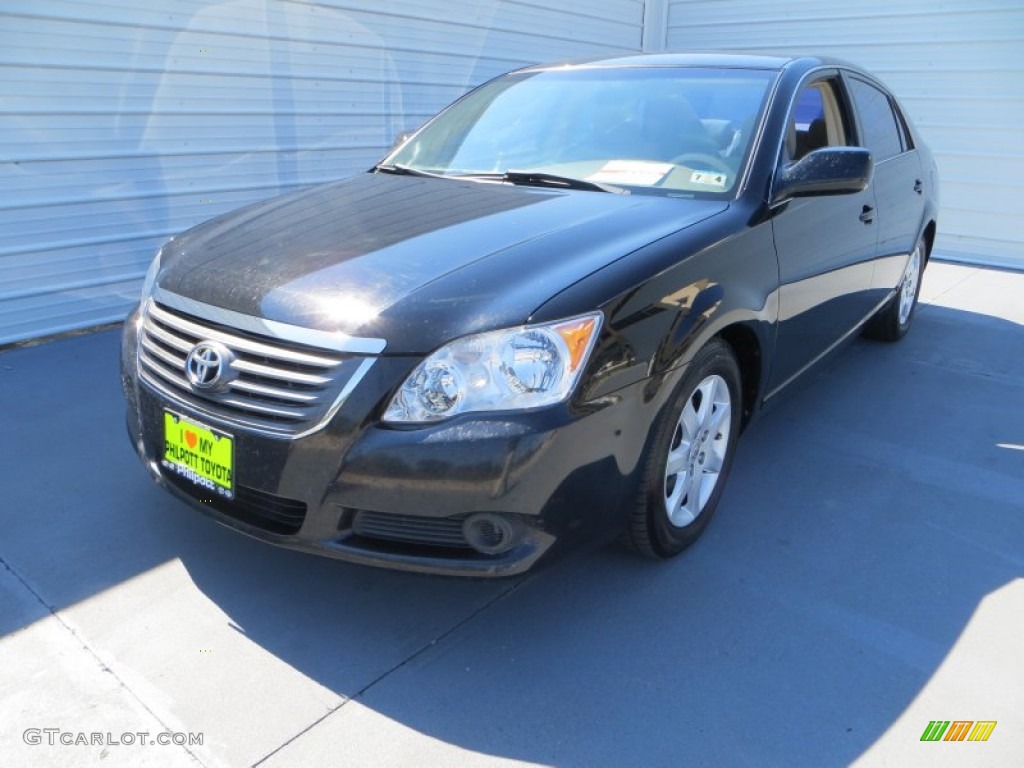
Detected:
[162,411,234,499]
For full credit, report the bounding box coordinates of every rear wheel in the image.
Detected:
[628,339,742,558]
[863,237,925,341]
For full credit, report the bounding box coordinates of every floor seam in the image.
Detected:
[250,574,533,767]
[0,553,210,768]
[919,261,979,307]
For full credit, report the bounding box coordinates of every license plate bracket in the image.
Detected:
[162,411,234,499]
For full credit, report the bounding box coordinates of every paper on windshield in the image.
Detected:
[587,160,674,186]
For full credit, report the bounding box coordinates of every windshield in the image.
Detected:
[384,66,777,197]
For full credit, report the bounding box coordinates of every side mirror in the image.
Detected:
[773,147,873,201]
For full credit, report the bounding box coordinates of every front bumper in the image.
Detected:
[122,310,656,577]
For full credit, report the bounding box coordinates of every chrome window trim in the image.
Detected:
[764,66,854,203]
[152,287,387,355]
[737,70,785,198]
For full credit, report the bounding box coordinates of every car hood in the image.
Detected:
[157,173,726,354]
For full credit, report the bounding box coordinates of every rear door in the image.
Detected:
[844,74,926,298]
[767,73,879,395]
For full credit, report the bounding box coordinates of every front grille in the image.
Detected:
[352,510,471,549]
[138,297,375,438]
[165,472,307,535]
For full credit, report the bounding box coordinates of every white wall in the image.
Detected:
[0,0,644,344]
[663,0,1024,269]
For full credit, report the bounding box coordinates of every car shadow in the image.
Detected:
[1,296,1021,765]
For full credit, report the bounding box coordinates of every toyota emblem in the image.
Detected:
[185,341,234,391]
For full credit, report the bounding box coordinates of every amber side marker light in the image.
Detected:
[556,316,599,372]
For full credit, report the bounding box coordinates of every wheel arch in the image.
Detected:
[716,322,763,431]
[922,220,937,261]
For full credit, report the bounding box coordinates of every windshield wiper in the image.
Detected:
[497,170,628,195]
[373,163,450,179]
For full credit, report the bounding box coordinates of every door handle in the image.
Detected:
[913,179,924,194]
[859,205,874,224]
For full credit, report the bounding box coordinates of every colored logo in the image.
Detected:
[920,721,997,742]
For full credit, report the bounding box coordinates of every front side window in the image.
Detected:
[386,67,778,198]
[847,77,904,162]
[783,78,852,163]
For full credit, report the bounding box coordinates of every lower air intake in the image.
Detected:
[352,511,471,549]
[164,472,307,536]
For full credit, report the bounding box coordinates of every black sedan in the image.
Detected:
[121,53,938,576]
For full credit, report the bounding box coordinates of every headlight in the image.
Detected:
[139,247,163,301]
[383,313,602,423]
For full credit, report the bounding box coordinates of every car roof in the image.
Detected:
[518,51,856,74]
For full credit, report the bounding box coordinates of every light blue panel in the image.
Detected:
[0,0,645,343]
[665,0,1024,267]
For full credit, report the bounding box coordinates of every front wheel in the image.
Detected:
[863,238,926,341]
[628,339,742,558]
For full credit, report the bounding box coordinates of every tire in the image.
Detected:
[863,237,926,341]
[628,339,742,559]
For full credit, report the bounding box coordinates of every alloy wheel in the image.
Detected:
[663,374,732,527]
[898,244,922,325]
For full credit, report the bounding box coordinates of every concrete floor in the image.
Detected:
[1,261,1021,768]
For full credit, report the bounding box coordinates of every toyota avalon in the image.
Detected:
[121,53,938,576]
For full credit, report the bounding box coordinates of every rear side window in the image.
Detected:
[847,77,904,161]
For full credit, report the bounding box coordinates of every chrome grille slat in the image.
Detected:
[144,320,195,354]
[139,350,188,389]
[148,302,341,368]
[230,358,331,386]
[140,336,186,369]
[214,395,308,420]
[227,378,319,404]
[137,297,381,439]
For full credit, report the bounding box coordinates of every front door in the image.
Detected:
[767,74,879,395]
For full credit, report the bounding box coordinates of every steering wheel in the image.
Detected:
[669,152,733,175]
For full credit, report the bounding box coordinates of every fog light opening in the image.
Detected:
[463,513,520,555]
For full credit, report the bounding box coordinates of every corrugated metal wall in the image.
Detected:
[0,0,644,344]
[4,1,1020,343]
[663,0,1024,269]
